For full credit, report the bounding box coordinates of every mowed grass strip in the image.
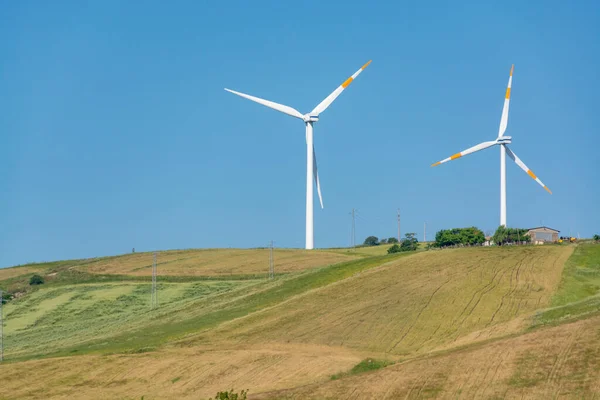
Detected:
[4,253,403,360]
[533,243,600,326]
[74,248,359,277]
[206,246,573,355]
[3,281,252,359]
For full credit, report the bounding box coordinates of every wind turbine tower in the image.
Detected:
[431,65,552,226]
[225,61,372,249]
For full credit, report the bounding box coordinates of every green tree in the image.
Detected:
[363,236,379,246]
[29,274,44,285]
[399,233,419,252]
[379,238,388,244]
[433,227,485,247]
[593,234,600,242]
[492,226,530,246]
[387,237,399,244]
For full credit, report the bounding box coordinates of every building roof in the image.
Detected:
[527,226,560,233]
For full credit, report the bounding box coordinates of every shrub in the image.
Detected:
[492,226,531,246]
[387,244,401,254]
[387,237,399,244]
[594,234,600,242]
[29,274,45,285]
[209,389,248,400]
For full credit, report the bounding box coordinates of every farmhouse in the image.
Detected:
[527,226,559,244]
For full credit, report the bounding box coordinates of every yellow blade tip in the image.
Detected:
[361,60,372,70]
[510,64,514,76]
[431,161,441,167]
[544,186,552,194]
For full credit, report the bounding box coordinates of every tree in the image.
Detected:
[433,227,485,247]
[593,234,600,242]
[363,236,379,246]
[379,238,388,244]
[29,274,44,285]
[400,233,419,251]
[387,237,399,244]
[492,226,530,246]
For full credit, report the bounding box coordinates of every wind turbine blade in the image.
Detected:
[310,60,372,116]
[313,145,324,209]
[224,88,304,119]
[431,141,497,167]
[505,145,552,194]
[497,65,514,138]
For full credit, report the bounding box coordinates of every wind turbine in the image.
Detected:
[431,65,552,227]
[225,61,372,249]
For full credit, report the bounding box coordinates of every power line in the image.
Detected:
[350,208,356,248]
[151,252,158,309]
[0,289,4,362]
[269,240,274,279]
[397,209,401,242]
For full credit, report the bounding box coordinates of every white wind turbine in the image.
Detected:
[431,65,552,227]
[225,61,372,249]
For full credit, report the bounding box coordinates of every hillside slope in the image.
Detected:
[1,244,599,400]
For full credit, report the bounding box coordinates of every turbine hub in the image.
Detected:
[497,136,512,145]
[303,114,319,123]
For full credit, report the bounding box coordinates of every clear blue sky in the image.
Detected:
[1,0,599,268]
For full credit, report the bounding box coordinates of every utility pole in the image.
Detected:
[397,209,401,242]
[269,240,274,279]
[351,208,356,248]
[0,289,4,362]
[151,252,158,309]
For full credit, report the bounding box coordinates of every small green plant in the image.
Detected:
[209,389,248,400]
[29,274,45,285]
[593,234,600,242]
[331,358,394,380]
[387,244,401,254]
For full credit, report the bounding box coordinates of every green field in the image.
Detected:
[1,243,599,399]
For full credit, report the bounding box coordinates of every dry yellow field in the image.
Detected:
[0,266,43,281]
[199,246,573,355]
[0,343,363,399]
[1,244,598,400]
[258,315,600,399]
[74,248,358,276]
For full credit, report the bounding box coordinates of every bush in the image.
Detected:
[379,238,388,244]
[387,237,399,244]
[387,244,401,254]
[209,389,248,400]
[594,234,600,242]
[1,291,12,304]
[29,274,45,285]
[388,233,418,253]
[363,236,379,246]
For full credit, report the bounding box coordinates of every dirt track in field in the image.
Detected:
[255,315,600,400]
[201,246,573,356]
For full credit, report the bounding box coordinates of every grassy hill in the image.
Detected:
[0,243,599,399]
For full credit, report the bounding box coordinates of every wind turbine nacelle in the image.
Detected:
[497,136,512,145]
[303,114,319,122]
